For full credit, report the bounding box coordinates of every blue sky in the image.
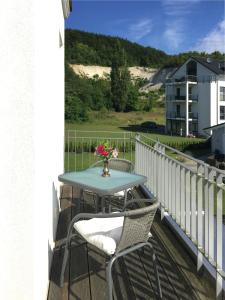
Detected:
[66,0,225,54]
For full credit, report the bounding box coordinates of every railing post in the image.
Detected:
[135,134,140,174]
[175,163,181,225]
[208,169,215,265]
[216,172,223,300]
[180,166,185,230]
[197,163,204,273]
[67,130,70,172]
[204,164,209,259]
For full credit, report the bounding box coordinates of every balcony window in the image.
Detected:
[186,60,197,76]
[220,106,225,120]
[220,86,225,101]
[188,86,192,99]
[176,104,180,117]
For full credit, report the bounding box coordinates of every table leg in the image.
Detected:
[124,190,128,206]
[78,188,83,213]
[101,196,105,213]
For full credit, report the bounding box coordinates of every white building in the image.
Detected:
[166,57,225,137]
[0,1,71,299]
[204,122,225,155]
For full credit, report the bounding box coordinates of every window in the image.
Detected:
[176,104,180,117]
[188,86,192,98]
[186,60,197,76]
[220,106,225,120]
[220,87,225,101]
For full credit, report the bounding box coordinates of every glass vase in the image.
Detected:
[102,159,110,177]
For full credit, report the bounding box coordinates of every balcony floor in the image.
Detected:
[48,185,215,300]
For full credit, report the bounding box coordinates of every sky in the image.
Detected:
[65,0,225,55]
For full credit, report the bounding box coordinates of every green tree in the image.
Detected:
[110,43,131,112]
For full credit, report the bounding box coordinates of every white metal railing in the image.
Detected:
[166,75,221,84]
[135,135,225,300]
[65,130,135,172]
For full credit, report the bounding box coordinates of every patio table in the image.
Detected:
[58,167,147,211]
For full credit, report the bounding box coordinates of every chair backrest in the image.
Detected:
[108,158,134,173]
[116,201,159,253]
[90,158,134,173]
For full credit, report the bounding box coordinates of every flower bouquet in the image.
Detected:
[95,141,118,177]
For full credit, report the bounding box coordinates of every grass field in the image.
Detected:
[65,110,165,130]
[65,110,205,146]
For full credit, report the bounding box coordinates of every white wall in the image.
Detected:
[210,81,218,126]
[0,1,65,299]
[197,62,215,78]
[218,80,225,124]
[198,82,211,135]
[212,127,225,154]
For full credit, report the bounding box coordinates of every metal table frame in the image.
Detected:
[58,167,147,211]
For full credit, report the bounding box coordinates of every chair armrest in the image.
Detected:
[62,211,126,249]
[71,211,126,224]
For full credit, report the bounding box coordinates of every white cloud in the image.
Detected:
[161,0,201,52]
[164,19,185,50]
[128,18,153,41]
[161,0,201,17]
[193,19,225,53]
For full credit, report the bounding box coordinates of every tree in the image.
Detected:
[110,42,131,112]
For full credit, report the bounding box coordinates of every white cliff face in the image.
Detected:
[70,64,177,92]
[69,64,158,80]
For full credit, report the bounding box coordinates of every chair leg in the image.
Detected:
[60,246,69,287]
[146,242,162,299]
[60,226,74,287]
[106,257,117,300]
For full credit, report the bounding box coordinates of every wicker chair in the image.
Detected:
[60,199,162,299]
[90,158,134,173]
[83,158,135,212]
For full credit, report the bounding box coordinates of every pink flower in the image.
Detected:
[112,148,119,158]
[96,144,105,155]
[102,151,109,157]
[95,143,119,160]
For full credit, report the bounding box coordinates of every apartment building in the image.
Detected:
[165,57,225,137]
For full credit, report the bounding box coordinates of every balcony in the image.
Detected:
[48,131,224,300]
[188,94,198,102]
[167,95,186,102]
[166,95,198,102]
[167,112,198,120]
[166,75,198,85]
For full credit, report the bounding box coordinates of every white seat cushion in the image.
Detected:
[114,187,132,197]
[74,216,124,255]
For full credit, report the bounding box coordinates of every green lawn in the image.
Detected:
[65,111,205,147]
[64,151,135,172]
[65,110,165,130]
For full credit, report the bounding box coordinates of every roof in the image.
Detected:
[193,57,225,75]
[170,56,225,78]
[203,122,225,131]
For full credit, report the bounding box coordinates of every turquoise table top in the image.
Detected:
[58,167,147,195]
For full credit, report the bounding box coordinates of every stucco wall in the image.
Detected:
[198,82,211,135]
[212,127,225,154]
[0,1,64,299]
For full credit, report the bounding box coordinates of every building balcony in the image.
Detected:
[167,95,198,102]
[188,94,198,102]
[166,75,198,85]
[48,131,224,300]
[166,112,198,120]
